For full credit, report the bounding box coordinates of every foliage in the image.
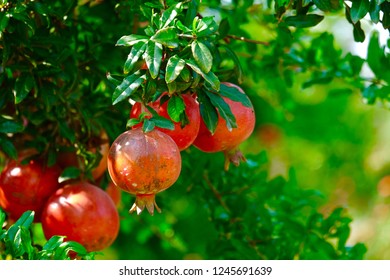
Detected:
[0,0,388,260]
[0,210,95,260]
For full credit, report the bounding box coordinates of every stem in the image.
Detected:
[226,34,270,46]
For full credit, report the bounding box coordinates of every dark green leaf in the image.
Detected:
[220,45,244,83]
[145,41,163,79]
[369,0,380,23]
[13,74,35,104]
[186,60,220,90]
[350,0,370,24]
[167,95,185,122]
[353,22,366,42]
[219,83,253,108]
[150,115,175,130]
[142,118,155,133]
[166,55,186,83]
[12,210,35,228]
[124,42,147,74]
[185,0,199,26]
[58,120,76,143]
[151,27,179,48]
[116,35,148,47]
[206,91,237,131]
[0,13,10,31]
[180,67,191,82]
[197,93,219,134]
[367,32,390,82]
[218,18,230,39]
[284,14,324,28]
[112,74,146,105]
[0,120,24,133]
[59,166,81,183]
[0,136,17,159]
[191,41,213,73]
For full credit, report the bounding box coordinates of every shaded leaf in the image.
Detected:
[197,93,219,134]
[350,0,370,24]
[59,166,81,183]
[219,83,253,108]
[284,14,324,28]
[206,91,237,131]
[13,74,35,104]
[186,59,220,90]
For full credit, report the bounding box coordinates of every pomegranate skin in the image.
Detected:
[107,127,182,214]
[193,82,255,153]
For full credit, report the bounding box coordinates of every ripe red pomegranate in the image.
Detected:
[0,152,61,222]
[41,182,120,253]
[193,82,255,170]
[107,127,181,215]
[130,93,200,151]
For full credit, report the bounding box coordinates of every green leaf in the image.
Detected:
[43,236,65,251]
[151,27,179,48]
[220,45,244,84]
[350,0,370,24]
[150,115,175,130]
[0,13,10,31]
[185,0,199,26]
[126,118,142,129]
[195,16,219,37]
[124,42,147,74]
[218,18,230,39]
[55,241,88,259]
[160,2,182,29]
[106,73,122,86]
[13,74,35,104]
[352,22,366,42]
[144,41,163,79]
[112,74,145,105]
[176,20,192,33]
[191,41,213,73]
[167,95,185,122]
[180,67,191,82]
[142,118,155,133]
[0,136,17,159]
[369,0,381,23]
[12,210,35,229]
[284,14,324,28]
[367,32,390,82]
[167,81,177,94]
[0,120,24,133]
[166,55,186,83]
[116,34,148,47]
[58,120,76,143]
[206,91,237,131]
[186,60,220,90]
[219,84,253,108]
[197,93,219,134]
[59,166,81,183]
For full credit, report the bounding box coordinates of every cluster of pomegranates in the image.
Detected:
[107,82,256,215]
[0,82,255,254]
[0,143,120,254]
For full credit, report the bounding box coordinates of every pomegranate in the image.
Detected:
[193,82,255,170]
[107,127,181,215]
[41,182,120,252]
[0,152,61,222]
[130,93,200,151]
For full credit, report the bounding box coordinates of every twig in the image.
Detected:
[227,34,270,46]
[203,173,230,213]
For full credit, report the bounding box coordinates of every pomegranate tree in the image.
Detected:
[107,127,181,215]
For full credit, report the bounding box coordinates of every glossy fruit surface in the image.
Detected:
[130,93,200,151]
[0,153,61,222]
[193,83,255,151]
[41,182,119,252]
[107,127,181,215]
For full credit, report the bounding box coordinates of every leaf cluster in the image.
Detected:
[0,210,95,260]
[109,0,253,134]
